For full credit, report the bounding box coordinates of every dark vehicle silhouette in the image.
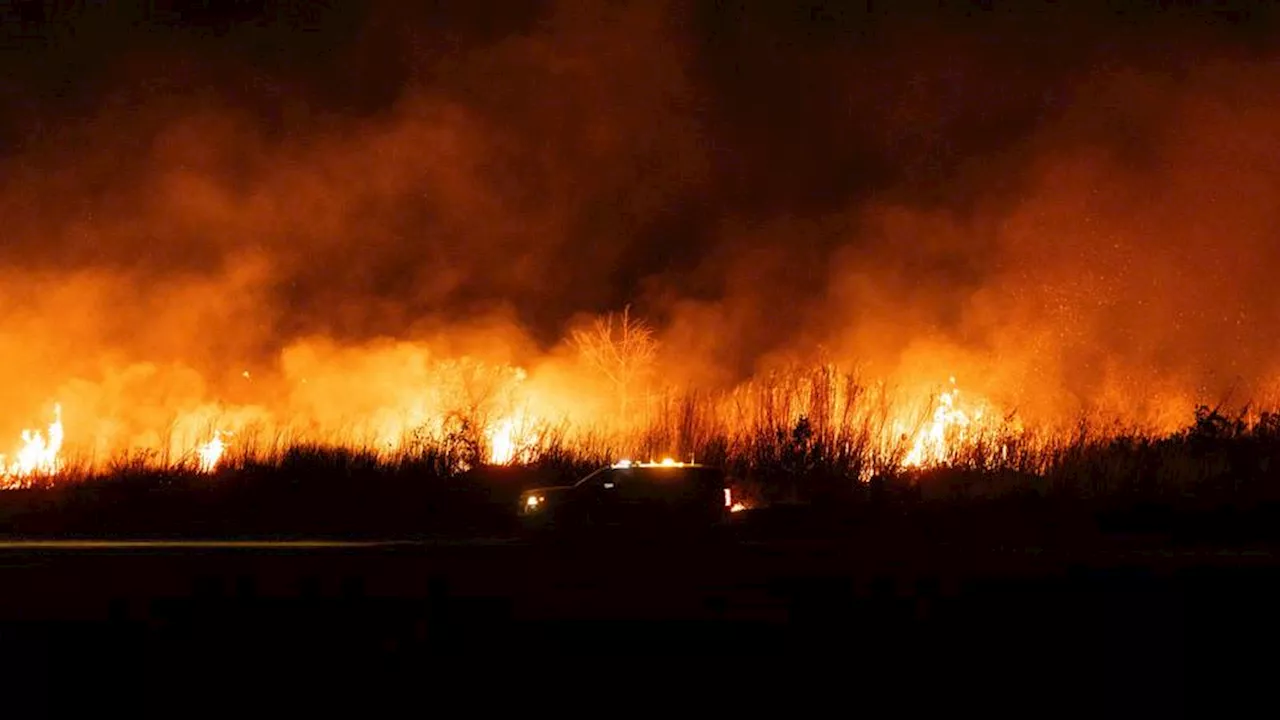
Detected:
[518,460,732,535]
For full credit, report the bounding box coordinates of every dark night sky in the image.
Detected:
[2,0,1280,420]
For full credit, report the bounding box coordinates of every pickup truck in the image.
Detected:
[517,460,732,534]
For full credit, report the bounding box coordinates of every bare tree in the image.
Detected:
[572,305,658,425]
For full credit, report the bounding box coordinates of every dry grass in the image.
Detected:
[3,365,1280,538]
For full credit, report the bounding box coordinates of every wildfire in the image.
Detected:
[900,378,988,468]
[0,404,64,484]
[486,414,545,465]
[487,418,518,465]
[197,432,228,473]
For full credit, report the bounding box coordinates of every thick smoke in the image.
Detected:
[815,59,1280,430]
[0,1,1278,459]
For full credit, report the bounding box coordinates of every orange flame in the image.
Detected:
[487,417,518,465]
[197,432,227,474]
[0,404,64,484]
[900,378,991,468]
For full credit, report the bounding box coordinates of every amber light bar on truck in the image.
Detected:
[611,458,690,469]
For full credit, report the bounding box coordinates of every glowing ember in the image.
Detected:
[197,433,228,473]
[0,404,64,483]
[730,503,748,513]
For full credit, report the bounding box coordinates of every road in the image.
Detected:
[0,539,516,549]
[0,535,1275,716]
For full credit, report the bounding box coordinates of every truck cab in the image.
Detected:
[518,460,732,534]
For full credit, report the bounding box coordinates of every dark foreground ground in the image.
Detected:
[1,523,1279,718]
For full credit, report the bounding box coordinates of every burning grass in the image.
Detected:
[0,364,1278,541]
